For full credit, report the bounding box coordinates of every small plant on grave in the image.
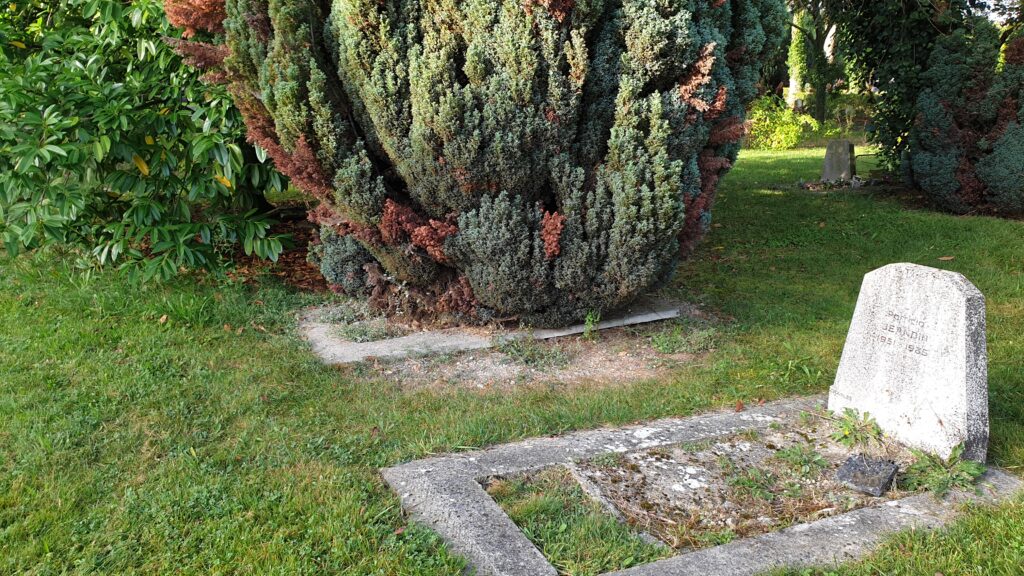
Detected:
[776,445,830,477]
[650,323,718,355]
[830,408,883,448]
[690,528,737,548]
[679,439,715,454]
[591,452,628,469]
[647,447,673,461]
[582,311,602,342]
[798,410,819,427]
[781,481,805,499]
[727,468,777,502]
[900,444,987,498]
[738,429,762,442]
[496,337,568,370]
[335,319,404,343]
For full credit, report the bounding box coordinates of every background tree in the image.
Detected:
[0,0,286,280]
[829,0,1022,212]
[165,0,789,326]
[988,0,1023,28]
[787,1,840,123]
[828,0,975,169]
[909,18,1023,213]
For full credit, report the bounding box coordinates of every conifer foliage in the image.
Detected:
[167,0,787,325]
[910,21,1024,214]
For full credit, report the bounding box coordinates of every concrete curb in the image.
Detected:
[302,298,695,365]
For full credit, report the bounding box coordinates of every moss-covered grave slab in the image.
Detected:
[381,396,1021,576]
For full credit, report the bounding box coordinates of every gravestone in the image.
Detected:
[822,140,856,182]
[828,263,988,462]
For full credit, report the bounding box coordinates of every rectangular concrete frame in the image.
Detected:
[303,298,691,365]
[381,396,1022,576]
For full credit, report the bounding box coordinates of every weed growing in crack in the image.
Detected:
[727,468,777,502]
[335,318,404,343]
[582,311,602,342]
[901,444,987,498]
[738,429,762,442]
[776,445,829,477]
[678,439,715,453]
[591,452,628,469]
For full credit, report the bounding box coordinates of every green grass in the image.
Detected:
[487,468,668,575]
[0,147,1022,574]
[648,321,718,355]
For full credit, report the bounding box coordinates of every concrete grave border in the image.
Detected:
[302,298,694,365]
[381,396,1022,576]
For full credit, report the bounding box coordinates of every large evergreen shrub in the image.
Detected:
[910,21,1024,214]
[167,0,787,325]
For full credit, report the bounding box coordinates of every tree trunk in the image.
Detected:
[809,25,830,124]
[812,78,828,124]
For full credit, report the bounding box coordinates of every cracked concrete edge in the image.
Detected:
[530,301,691,340]
[385,396,821,481]
[300,298,696,365]
[302,320,492,364]
[565,462,630,524]
[604,469,1022,576]
[380,471,557,576]
[381,397,822,576]
[564,463,667,548]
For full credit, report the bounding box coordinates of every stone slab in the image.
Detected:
[836,455,899,497]
[829,263,988,461]
[382,396,1021,576]
[302,322,493,364]
[823,140,856,182]
[301,298,692,365]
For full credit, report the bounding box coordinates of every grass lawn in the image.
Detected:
[1,148,1022,575]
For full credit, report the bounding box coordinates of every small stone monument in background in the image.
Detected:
[822,139,856,182]
[829,263,989,462]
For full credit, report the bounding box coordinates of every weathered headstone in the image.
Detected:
[822,139,856,182]
[829,263,988,462]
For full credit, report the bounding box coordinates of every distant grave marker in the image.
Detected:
[822,139,856,182]
[829,263,988,461]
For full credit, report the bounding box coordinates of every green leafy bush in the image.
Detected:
[0,0,286,280]
[827,92,873,129]
[745,96,819,150]
[165,0,788,325]
[909,22,1024,214]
